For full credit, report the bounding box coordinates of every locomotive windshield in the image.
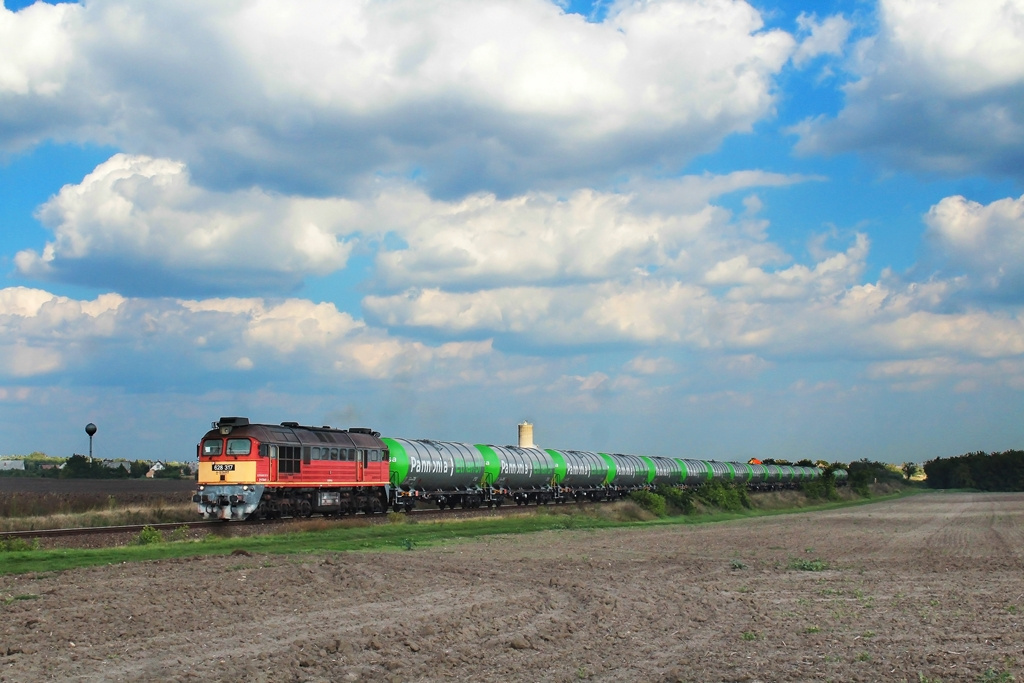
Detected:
[202,439,222,455]
[226,439,251,455]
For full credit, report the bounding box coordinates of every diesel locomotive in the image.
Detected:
[194,416,839,520]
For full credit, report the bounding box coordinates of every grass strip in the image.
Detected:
[0,486,925,576]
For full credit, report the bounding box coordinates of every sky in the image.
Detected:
[1,0,1023,465]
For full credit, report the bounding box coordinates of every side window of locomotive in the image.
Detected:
[226,439,251,455]
[202,439,222,456]
[356,449,365,464]
[369,449,380,462]
[279,446,299,473]
[330,448,339,461]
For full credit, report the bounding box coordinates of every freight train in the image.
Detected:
[193,417,844,521]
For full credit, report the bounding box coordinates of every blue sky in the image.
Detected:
[2,0,1023,464]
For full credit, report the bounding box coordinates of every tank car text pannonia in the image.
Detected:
[194,417,841,521]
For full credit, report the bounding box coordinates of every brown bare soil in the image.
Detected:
[0,478,195,518]
[1,491,1022,682]
[0,479,195,495]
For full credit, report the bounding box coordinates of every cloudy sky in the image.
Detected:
[2,0,1023,464]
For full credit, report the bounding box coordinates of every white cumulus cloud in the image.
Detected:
[794,0,1024,179]
[924,194,1024,298]
[15,154,355,296]
[792,13,851,68]
[0,0,795,195]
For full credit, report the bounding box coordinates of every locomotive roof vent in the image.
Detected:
[280,421,299,427]
[349,427,381,437]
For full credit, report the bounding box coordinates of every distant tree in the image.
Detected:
[130,460,150,478]
[795,459,815,467]
[924,451,1024,491]
[60,454,96,478]
[801,463,839,501]
[901,462,919,481]
[847,458,904,496]
[155,464,183,479]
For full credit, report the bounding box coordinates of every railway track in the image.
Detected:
[0,501,555,543]
[0,519,228,541]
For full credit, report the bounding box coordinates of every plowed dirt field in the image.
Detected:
[1,491,1022,682]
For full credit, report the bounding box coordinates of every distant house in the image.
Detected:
[101,460,130,472]
[145,461,166,478]
[0,459,25,471]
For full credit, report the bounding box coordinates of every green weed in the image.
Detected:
[134,525,163,545]
[0,537,40,552]
[789,557,829,571]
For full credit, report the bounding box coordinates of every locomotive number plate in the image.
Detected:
[212,463,236,471]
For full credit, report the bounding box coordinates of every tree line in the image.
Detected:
[923,450,1024,491]
[1,454,192,479]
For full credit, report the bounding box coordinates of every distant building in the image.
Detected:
[101,460,130,472]
[0,460,25,471]
[145,461,166,478]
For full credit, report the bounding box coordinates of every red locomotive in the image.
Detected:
[193,417,390,520]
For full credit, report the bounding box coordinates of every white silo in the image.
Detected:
[518,421,535,448]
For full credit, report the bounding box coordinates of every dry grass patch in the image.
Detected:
[0,503,195,532]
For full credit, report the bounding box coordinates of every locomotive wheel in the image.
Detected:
[297,499,313,517]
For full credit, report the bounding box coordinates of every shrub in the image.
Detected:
[656,485,695,515]
[847,458,904,497]
[628,490,667,518]
[135,525,164,545]
[801,469,839,501]
[694,482,751,512]
[0,536,39,552]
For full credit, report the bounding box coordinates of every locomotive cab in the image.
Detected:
[194,417,391,520]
